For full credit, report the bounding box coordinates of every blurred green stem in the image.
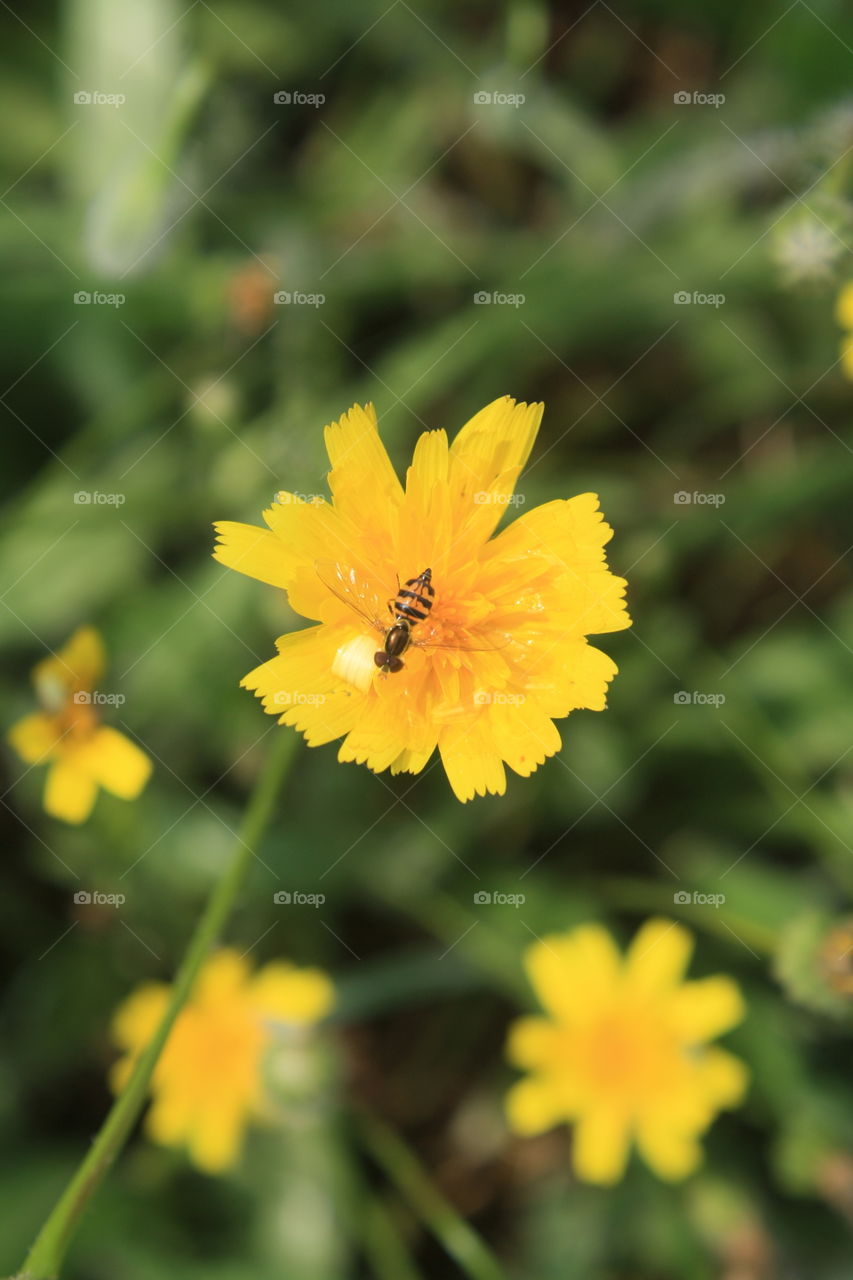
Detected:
[18,730,296,1280]
[355,1109,509,1280]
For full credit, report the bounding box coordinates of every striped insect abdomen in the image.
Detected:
[393,568,434,625]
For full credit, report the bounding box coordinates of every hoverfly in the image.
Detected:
[316,560,501,675]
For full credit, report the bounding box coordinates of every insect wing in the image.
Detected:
[315,560,386,632]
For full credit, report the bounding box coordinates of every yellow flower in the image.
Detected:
[505,919,748,1185]
[110,948,334,1174]
[214,397,630,800]
[7,626,151,824]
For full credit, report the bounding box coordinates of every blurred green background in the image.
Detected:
[3,0,853,1275]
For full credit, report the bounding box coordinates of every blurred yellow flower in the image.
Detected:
[505,919,748,1185]
[214,397,630,801]
[834,283,853,378]
[110,948,334,1174]
[7,626,151,824]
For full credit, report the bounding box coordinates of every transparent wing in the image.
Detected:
[412,636,510,653]
[315,560,387,633]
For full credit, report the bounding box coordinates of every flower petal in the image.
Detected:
[634,1119,702,1182]
[250,963,335,1024]
[524,926,621,1024]
[437,715,506,801]
[187,1099,246,1173]
[7,712,60,764]
[625,919,693,996]
[324,402,403,514]
[34,626,106,706]
[668,977,745,1042]
[505,1016,561,1069]
[75,726,152,799]
[213,520,293,589]
[571,1105,632,1185]
[243,626,363,746]
[44,760,98,823]
[505,1076,566,1136]
[694,1046,749,1109]
[445,394,537,535]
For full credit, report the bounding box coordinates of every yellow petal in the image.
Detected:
[35,626,105,700]
[195,949,251,1005]
[634,1119,702,1182]
[187,1100,246,1173]
[44,759,98,824]
[111,982,170,1052]
[524,926,621,1024]
[571,1105,632,1185]
[76,726,152,800]
[486,696,562,777]
[695,1047,749,1109]
[243,626,363,746]
[449,396,542,517]
[324,402,403,512]
[505,1076,566,1136]
[7,712,60,764]
[250,963,335,1024]
[835,282,853,329]
[505,1016,560,1069]
[625,918,693,995]
[668,976,745,1042]
[213,520,293,589]
[437,714,506,802]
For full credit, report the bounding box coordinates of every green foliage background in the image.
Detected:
[2,1,853,1275]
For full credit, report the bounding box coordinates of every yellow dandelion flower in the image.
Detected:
[505,918,748,1185]
[214,397,630,800]
[7,626,151,824]
[110,948,334,1174]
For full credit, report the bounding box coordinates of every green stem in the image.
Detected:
[355,1109,509,1280]
[19,730,296,1280]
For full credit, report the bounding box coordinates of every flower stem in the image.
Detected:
[18,730,296,1280]
[355,1108,509,1280]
